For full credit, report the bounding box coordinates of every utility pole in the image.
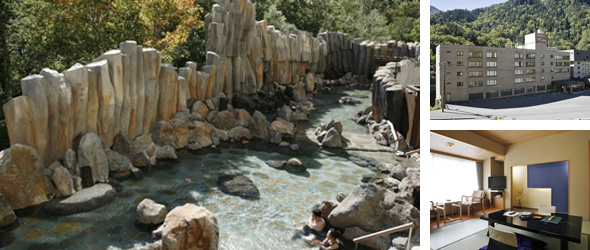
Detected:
[440,62,448,112]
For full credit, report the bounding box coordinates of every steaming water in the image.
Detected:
[2,86,395,249]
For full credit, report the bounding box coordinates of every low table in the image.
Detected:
[480,209,583,250]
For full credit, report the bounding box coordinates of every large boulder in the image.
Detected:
[152,120,175,147]
[212,110,236,130]
[137,198,168,226]
[44,184,115,215]
[321,127,343,148]
[51,164,75,197]
[217,174,260,198]
[189,121,214,150]
[169,118,192,149]
[248,111,269,140]
[0,194,16,228]
[0,144,53,210]
[105,149,132,172]
[233,109,251,127]
[161,204,219,250]
[63,149,78,175]
[156,145,178,160]
[77,132,109,183]
[271,118,297,137]
[328,184,419,233]
[191,101,209,120]
[228,126,252,142]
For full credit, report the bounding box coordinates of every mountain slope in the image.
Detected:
[430,5,442,15]
[431,0,590,50]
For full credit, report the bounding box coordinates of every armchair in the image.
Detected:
[430,201,445,227]
[453,190,486,219]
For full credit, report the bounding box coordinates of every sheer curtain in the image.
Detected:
[430,153,479,203]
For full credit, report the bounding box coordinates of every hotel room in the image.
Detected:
[429,130,590,250]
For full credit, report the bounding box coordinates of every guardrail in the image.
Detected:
[352,222,414,250]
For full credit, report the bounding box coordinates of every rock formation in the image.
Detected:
[137,198,168,226]
[161,204,219,250]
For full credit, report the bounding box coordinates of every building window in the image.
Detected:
[487,52,497,58]
[486,61,497,67]
[526,77,536,82]
[550,55,554,58]
[469,51,483,58]
[550,62,553,65]
[541,76,545,80]
[515,78,524,83]
[468,80,483,87]
[515,61,524,67]
[469,71,483,77]
[457,82,464,87]
[457,61,464,66]
[468,61,483,68]
[457,72,464,76]
[457,51,463,56]
[541,54,545,58]
[556,62,563,66]
[541,62,545,65]
[526,62,535,67]
[487,70,497,77]
[555,55,563,60]
[515,69,524,75]
[541,69,545,73]
[564,68,570,72]
[487,80,497,86]
[526,53,536,59]
[526,69,535,75]
[515,53,524,59]
[447,51,451,53]
[564,55,570,60]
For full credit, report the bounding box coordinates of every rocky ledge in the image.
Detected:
[44,184,115,216]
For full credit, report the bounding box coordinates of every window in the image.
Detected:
[457,82,464,87]
[486,61,497,67]
[468,80,483,87]
[446,51,451,53]
[556,62,563,66]
[550,62,553,65]
[541,76,545,80]
[526,53,536,59]
[487,71,497,77]
[487,52,497,58]
[550,55,554,58]
[469,51,483,58]
[541,62,545,65]
[564,68,570,72]
[515,69,524,75]
[457,51,463,56]
[526,77,536,82]
[515,78,524,83]
[564,55,570,60]
[541,69,545,73]
[515,61,524,67]
[515,53,524,59]
[487,79,497,86]
[555,55,563,60]
[541,54,545,58]
[468,61,483,68]
[526,69,535,75]
[457,61,464,66]
[457,72,464,76]
[469,71,483,77]
[526,62,535,67]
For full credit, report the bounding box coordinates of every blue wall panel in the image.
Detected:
[527,161,568,213]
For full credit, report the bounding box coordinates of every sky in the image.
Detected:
[431,0,509,11]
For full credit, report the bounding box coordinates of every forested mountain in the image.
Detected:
[430,5,442,15]
[431,0,590,51]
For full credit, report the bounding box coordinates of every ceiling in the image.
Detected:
[469,131,568,146]
[430,132,500,161]
[430,131,569,161]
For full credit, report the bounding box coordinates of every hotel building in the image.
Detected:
[561,49,590,79]
[436,30,571,103]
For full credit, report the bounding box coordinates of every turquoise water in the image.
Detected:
[2,86,395,249]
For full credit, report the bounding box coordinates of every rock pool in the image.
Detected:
[1,87,398,249]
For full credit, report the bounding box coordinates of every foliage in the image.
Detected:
[263,4,297,31]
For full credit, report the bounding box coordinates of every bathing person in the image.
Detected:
[309,208,326,232]
[302,208,326,243]
[312,228,341,249]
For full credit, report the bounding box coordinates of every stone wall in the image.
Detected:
[3,0,418,168]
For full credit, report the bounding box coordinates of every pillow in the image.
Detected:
[515,233,547,250]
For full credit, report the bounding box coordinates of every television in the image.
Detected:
[488,176,506,190]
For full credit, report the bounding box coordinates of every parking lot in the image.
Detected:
[430,91,590,120]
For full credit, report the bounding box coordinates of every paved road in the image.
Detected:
[430,91,590,120]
